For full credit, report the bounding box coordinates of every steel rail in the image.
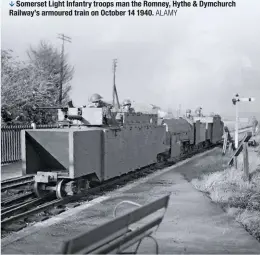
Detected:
[1,195,55,220]
[1,192,35,208]
[1,175,34,192]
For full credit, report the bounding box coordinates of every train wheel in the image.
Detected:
[34,182,49,198]
[56,180,67,199]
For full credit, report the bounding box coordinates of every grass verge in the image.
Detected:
[192,134,260,242]
[224,121,252,132]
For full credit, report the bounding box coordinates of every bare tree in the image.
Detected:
[27,40,74,105]
[1,41,74,124]
[1,49,35,118]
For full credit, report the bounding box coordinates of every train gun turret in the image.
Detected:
[32,104,103,127]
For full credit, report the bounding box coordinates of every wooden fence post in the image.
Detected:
[228,131,252,169]
[234,156,237,169]
[243,141,249,181]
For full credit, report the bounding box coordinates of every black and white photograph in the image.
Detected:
[1,0,260,254]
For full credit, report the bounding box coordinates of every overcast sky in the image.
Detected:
[2,0,260,117]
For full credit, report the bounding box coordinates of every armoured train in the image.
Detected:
[21,107,224,198]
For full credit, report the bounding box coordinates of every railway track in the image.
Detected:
[2,195,55,220]
[1,192,35,209]
[1,165,158,228]
[1,175,34,192]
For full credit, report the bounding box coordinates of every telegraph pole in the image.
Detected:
[112,59,120,109]
[57,33,71,106]
[232,93,255,149]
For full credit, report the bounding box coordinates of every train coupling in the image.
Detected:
[35,172,58,183]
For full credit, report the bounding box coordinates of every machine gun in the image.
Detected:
[33,103,103,127]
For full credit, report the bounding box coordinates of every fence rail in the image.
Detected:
[1,125,58,164]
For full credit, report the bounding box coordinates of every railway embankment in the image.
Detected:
[192,134,260,242]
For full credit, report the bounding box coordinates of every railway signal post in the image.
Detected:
[232,94,255,149]
[112,59,120,109]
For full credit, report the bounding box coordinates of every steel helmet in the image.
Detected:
[89,93,102,103]
[122,99,131,106]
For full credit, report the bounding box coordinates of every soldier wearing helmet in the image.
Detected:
[195,107,202,117]
[186,109,192,118]
[121,99,135,113]
[88,93,112,125]
[115,99,135,125]
[89,93,104,108]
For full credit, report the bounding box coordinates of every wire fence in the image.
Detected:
[1,125,58,164]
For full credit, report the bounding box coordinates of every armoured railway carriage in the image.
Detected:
[21,107,224,199]
[160,115,224,160]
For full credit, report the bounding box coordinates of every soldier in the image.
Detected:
[195,107,202,117]
[89,93,103,108]
[67,100,74,108]
[121,99,135,113]
[186,109,192,118]
[88,93,112,125]
[115,99,135,125]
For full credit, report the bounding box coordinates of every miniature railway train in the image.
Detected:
[21,107,224,198]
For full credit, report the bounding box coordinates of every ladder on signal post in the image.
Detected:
[228,131,252,181]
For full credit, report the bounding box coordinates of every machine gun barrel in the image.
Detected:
[33,106,68,110]
[66,115,83,121]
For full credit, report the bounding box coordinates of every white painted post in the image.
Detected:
[31,122,36,129]
[235,97,239,149]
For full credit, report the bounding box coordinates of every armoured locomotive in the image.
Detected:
[21,107,224,198]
